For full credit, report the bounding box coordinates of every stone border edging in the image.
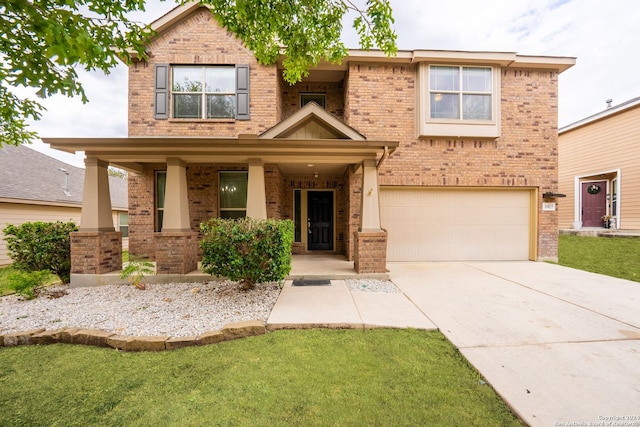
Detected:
[0,320,266,352]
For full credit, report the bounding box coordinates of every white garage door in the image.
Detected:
[380,188,532,261]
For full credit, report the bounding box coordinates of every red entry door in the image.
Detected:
[581,181,607,227]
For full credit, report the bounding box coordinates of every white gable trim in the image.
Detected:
[260,102,365,140]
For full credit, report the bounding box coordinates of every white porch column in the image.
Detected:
[360,159,382,232]
[246,158,267,219]
[80,158,114,231]
[162,158,191,231]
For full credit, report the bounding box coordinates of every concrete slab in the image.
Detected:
[287,254,389,280]
[389,261,640,427]
[267,280,362,328]
[350,291,436,330]
[389,262,637,348]
[469,261,640,329]
[462,340,640,426]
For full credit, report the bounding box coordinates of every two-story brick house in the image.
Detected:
[46,3,575,285]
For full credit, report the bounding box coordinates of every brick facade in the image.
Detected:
[155,231,198,274]
[280,78,345,121]
[353,231,388,274]
[345,63,560,260]
[128,9,280,137]
[69,5,566,280]
[71,231,122,275]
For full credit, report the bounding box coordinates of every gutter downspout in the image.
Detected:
[376,146,389,170]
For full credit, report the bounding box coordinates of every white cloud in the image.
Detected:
[23,0,640,165]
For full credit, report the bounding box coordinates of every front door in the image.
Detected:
[581,181,607,227]
[308,191,333,250]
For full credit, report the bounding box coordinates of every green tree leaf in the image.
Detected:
[1,0,396,146]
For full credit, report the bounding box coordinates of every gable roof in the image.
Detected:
[0,145,127,210]
[260,102,365,140]
[559,96,640,134]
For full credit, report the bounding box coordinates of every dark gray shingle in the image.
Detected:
[0,144,127,209]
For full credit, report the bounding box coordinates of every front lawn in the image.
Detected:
[558,234,640,282]
[0,329,523,426]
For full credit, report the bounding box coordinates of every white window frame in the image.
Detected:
[417,63,501,138]
[118,212,129,238]
[171,66,236,119]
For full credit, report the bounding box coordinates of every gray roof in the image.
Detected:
[559,96,640,134]
[0,144,127,210]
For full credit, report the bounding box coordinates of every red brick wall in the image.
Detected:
[265,165,284,219]
[155,231,198,274]
[280,77,345,120]
[71,231,122,274]
[345,63,560,260]
[128,8,279,137]
[353,231,387,274]
[346,167,362,261]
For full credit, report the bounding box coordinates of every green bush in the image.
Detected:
[8,270,50,300]
[200,218,294,290]
[3,221,78,283]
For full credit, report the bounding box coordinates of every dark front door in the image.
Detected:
[581,181,607,227]
[308,191,333,251]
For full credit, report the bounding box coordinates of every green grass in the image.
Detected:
[0,265,61,296]
[558,234,640,282]
[0,265,17,296]
[0,329,523,426]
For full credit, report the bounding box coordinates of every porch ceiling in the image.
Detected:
[43,136,398,173]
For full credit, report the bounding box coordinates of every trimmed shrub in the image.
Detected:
[200,218,294,290]
[3,221,77,283]
[7,270,50,300]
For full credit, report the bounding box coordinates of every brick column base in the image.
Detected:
[353,230,388,274]
[71,231,122,275]
[155,231,198,274]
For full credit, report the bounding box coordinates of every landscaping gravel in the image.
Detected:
[0,281,281,338]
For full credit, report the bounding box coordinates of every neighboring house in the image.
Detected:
[0,144,128,265]
[558,97,640,230]
[44,3,575,284]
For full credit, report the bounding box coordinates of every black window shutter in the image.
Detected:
[236,64,250,120]
[155,64,169,119]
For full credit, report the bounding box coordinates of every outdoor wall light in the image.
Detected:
[542,192,566,199]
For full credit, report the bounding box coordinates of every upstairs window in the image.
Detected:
[430,66,492,120]
[417,63,500,138]
[172,66,236,119]
[154,64,249,120]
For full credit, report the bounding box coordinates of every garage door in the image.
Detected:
[380,188,533,261]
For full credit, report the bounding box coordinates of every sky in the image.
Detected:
[23,0,640,167]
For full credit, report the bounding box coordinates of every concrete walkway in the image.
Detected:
[268,260,640,426]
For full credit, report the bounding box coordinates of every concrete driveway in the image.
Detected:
[389,261,640,427]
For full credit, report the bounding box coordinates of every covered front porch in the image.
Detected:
[45,105,398,286]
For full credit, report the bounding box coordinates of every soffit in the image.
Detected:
[43,136,398,173]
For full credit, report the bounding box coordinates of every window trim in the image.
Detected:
[218,170,248,219]
[118,212,129,238]
[417,62,501,138]
[155,170,167,232]
[300,93,327,109]
[171,65,236,120]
